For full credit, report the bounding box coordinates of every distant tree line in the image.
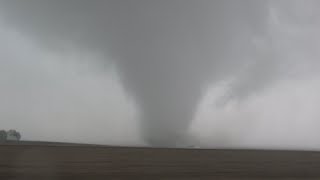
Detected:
[0,130,21,142]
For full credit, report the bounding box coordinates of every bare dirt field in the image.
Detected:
[1,142,320,179]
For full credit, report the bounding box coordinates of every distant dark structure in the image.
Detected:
[0,130,21,142]
[6,130,21,141]
[0,130,7,142]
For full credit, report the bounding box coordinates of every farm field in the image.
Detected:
[0,142,320,179]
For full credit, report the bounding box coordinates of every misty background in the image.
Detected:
[0,0,320,150]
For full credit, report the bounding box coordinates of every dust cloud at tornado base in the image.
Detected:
[0,1,320,149]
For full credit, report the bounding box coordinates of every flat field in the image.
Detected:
[0,142,320,179]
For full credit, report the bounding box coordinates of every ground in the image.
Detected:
[0,141,320,179]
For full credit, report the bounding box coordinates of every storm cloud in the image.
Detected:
[0,0,320,148]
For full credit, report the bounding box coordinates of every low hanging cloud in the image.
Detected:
[193,77,320,150]
[191,0,320,150]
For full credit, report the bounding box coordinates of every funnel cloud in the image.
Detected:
[0,0,270,146]
[1,0,320,148]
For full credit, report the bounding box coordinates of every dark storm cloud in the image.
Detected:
[0,0,272,146]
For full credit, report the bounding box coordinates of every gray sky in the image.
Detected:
[0,22,142,145]
[0,0,320,150]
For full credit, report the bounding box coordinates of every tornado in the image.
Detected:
[0,0,269,146]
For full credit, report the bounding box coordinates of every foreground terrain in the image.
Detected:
[1,142,320,179]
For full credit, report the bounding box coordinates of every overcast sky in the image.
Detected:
[0,0,320,150]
